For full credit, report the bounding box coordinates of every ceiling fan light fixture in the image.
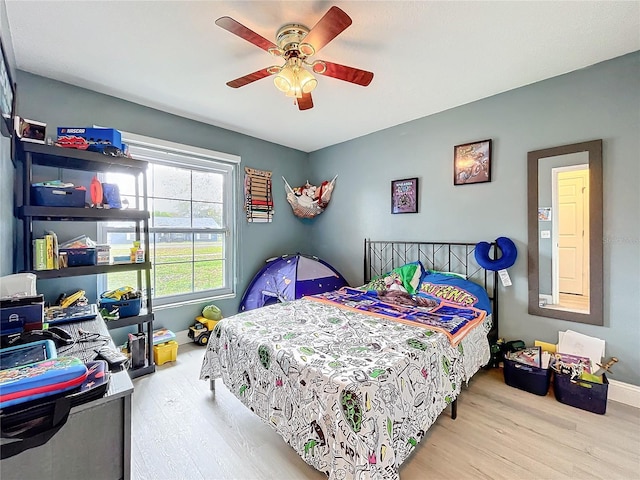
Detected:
[285,85,302,98]
[298,68,317,94]
[274,65,296,93]
[274,60,317,98]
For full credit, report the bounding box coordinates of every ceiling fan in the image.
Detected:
[215,6,374,111]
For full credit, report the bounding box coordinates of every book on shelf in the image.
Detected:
[45,234,54,270]
[33,238,46,270]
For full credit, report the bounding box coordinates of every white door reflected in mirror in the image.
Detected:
[538,156,590,314]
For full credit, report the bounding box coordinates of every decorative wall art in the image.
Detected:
[391,177,419,214]
[283,176,337,219]
[453,139,492,185]
[0,35,15,138]
[244,167,274,223]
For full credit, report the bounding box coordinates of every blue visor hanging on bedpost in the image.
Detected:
[474,237,517,287]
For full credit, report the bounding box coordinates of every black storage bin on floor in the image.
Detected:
[503,358,551,396]
[553,372,608,414]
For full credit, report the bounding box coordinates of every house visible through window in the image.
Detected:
[98,136,239,306]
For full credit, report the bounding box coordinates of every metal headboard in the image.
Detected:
[364,239,499,344]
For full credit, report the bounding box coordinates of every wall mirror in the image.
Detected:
[527,140,603,325]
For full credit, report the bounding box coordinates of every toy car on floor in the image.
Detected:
[188,316,220,345]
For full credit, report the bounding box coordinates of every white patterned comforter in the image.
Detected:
[200,298,491,480]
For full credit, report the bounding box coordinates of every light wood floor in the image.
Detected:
[544,293,590,313]
[131,344,640,480]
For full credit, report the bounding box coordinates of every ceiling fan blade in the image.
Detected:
[226,68,273,88]
[314,61,374,87]
[301,6,352,54]
[297,92,313,111]
[215,16,278,53]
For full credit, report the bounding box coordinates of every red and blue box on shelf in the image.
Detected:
[57,127,122,150]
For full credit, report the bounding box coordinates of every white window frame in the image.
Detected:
[97,131,240,307]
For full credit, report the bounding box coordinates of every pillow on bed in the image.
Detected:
[417,272,492,314]
[426,269,467,280]
[360,261,426,294]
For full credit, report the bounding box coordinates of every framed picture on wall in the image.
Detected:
[391,177,418,214]
[453,139,492,185]
[0,35,15,138]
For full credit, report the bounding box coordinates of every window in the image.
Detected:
[98,134,239,306]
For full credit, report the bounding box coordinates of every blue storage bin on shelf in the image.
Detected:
[503,358,551,396]
[99,295,141,318]
[553,372,608,414]
[59,248,96,267]
[31,186,85,208]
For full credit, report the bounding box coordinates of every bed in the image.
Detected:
[200,240,498,480]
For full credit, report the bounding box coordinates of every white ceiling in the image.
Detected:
[5,1,640,153]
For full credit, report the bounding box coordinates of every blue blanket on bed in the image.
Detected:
[308,288,486,345]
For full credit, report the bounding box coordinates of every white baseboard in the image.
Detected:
[608,379,640,408]
[538,294,553,307]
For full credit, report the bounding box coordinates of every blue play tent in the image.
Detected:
[239,254,348,312]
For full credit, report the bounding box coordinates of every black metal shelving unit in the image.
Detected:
[15,141,155,379]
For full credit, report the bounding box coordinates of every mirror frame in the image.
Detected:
[527,139,603,325]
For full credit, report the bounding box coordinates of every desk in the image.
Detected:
[1,316,134,480]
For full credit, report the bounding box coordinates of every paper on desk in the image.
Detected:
[558,330,605,371]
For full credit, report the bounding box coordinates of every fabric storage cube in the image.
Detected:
[59,248,96,266]
[153,341,178,366]
[31,186,85,208]
[553,372,608,414]
[503,358,551,396]
[99,296,141,318]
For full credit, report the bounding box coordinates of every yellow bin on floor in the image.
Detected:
[154,341,178,366]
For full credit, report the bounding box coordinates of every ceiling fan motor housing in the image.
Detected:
[273,24,314,59]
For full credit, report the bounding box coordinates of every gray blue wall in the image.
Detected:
[0,134,13,277]
[5,45,639,385]
[0,1,15,277]
[309,52,640,386]
[13,71,311,342]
